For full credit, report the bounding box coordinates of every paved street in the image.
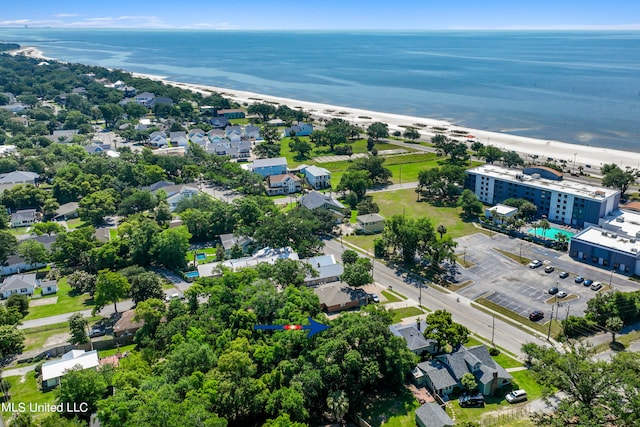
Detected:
[323,239,556,360]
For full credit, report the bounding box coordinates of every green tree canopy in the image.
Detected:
[94,270,131,314]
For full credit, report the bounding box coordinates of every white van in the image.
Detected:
[506,389,527,403]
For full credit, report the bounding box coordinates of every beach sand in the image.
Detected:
[137,72,640,170]
[12,46,640,170]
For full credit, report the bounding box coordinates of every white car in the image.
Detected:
[369,293,380,303]
[528,260,542,269]
[506,389,527,403]
[556,291,568,299]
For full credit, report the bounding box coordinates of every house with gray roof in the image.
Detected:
[390,320,438,356]
[300,191,345,217]
[414,345,512,397]
[170,131,188,147]
[10,209,38,228]
[1,235,56,276]
[210,116,230,128]
[53,202,79,221]
[313,282,368,313]
[0,170,39,186]
[415,402,454,427]
[0,273,37,299]
[303,165,332,190]
[46,129,78,143]
[283,123,314,137]
[219,233,253,254]
[356,213,385,234]
[303,254,343,286]
[84,142,112,155]
[249,157,288,177]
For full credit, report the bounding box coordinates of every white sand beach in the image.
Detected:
[156,75,640,170]
[12,46,640,170]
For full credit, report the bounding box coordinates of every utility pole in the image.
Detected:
[547,304,554,341]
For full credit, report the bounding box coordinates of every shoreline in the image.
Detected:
[11,45,640,169]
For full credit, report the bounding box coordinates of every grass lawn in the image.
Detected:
[9,226,30,236]
[343,234,377,253]
[360,388,420,427]
[98,343,137,358]
[372,188,477,238]
[3,374,56,420]
[109,228,118,240]
[23,316,102,352]
[24,277,92,321]
[381,290,403,303]
[186,246,220,263]
[65,218,85,229]
[389,307,425,323]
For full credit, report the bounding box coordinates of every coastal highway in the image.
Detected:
[323,239,554,359]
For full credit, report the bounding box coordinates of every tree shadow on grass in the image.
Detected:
[609,341,626,352]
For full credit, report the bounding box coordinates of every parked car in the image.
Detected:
[557,291,568,299]
[529,310,544,321]
[165,292,180,301]
[528,260,543,269]
[583,279,594,287]
[459,393,485,408]
[591,282,603,291]
[559,271,569,279]
[574,276,584,284]
[548,287,559,295]
[544,265,555,273]
[506,389,528,403]
[369,293,380,303]
[89,325,106,338]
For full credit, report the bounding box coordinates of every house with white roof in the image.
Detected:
[303,165,332,190]
[41,350,100,389]
[485,204,518,224]
[197,247,299,277]
[303,254,343,286]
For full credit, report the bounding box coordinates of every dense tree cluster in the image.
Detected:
[73,268,417,426]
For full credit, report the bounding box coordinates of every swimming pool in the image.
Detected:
[185,271,199,278]
[527,226,574,241]
[195,253,206,261]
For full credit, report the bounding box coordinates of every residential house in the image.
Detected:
[207,129,226,140]
[46,129,78,143]
[313,282,368,313]
[219,233,253,255]
[210,116,230,128]
[217,108,245,119]
[303,165,332,190]
[267,173,301,196]
[188,128,208,146]
[303,254,343,286]
[1,235,56,276]
[152,183,200,212]
[169,131,188,147]
[390,320,438,356]
[134,92,155,108]
[414,345,512,397]
[225,126,243,142]
[40,279,58,296]
[249,157,288,178]
[415,403,454,427]
[153,97,174,108]
[94,227,111,242]
[149,131,168,148]
[0,103,27,113]
[356,213,385,234]
[113,309,144,337]
[0,273,37,299]
[84,142,112,155]
[197,247,299,277]
[244,125,261,140]
[300,191,345,217]
[53,202,79,222]
[10,209,38,228]
[41,350,99,389]
[0,170,39,193]
[283,123,314,137]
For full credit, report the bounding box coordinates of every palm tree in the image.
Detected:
[437,224,447,239]
[327,390,349,425]
[606,316,623,343]
[539,219,550,239]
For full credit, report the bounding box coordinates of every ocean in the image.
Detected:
[2,28,640,151]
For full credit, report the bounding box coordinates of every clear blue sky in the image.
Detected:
[2,1,639,30]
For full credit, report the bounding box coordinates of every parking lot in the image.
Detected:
[453,233,630,322]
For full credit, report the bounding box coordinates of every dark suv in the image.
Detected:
[458,393,485,408]
[529,310,544,321]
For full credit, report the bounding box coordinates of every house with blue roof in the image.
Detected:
[249,157,288,177]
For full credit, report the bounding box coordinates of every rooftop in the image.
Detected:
[468,165,619,201]
[41,350,99,382]
[572,209,640,255]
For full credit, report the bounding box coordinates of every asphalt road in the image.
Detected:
[323,239,553,359]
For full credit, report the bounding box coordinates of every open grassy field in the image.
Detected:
[24,278,92,321]
[3,374,56,421]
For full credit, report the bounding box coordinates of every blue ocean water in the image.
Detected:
[2,29,640,151]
